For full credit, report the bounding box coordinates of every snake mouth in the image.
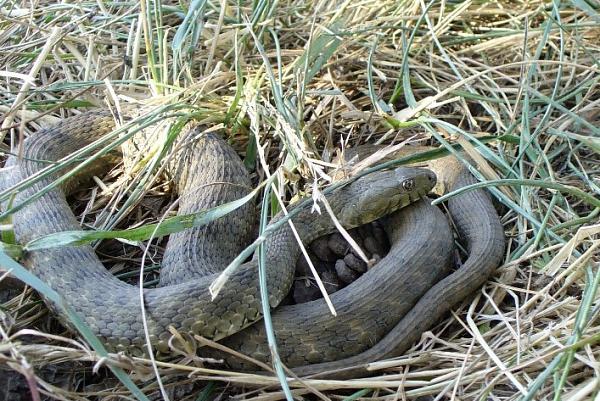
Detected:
[336,167,437,227]
[413,185,431,201]
[397,189,428,210]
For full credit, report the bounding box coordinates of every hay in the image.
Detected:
[1,1,599,400]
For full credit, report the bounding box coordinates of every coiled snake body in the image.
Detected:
[0,111,504,377]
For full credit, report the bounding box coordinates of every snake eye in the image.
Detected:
[402,178,415,191]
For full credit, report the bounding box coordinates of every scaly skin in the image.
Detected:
[216,198,455,368]
[286,148,506,378]
[0,111,437,361]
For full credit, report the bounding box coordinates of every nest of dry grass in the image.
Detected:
[1,1,599,400]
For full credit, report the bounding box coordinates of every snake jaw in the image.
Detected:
[337,167,436,227]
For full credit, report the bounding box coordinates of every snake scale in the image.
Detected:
[0,110,505,378]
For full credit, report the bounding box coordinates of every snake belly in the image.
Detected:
[0,111,440,363]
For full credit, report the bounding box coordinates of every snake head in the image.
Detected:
[337,167,436,227]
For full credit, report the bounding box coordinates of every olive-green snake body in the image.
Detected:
[0,111,504,378]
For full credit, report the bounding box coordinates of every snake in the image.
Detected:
[0,110,505,378]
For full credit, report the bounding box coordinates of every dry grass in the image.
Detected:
[1,1,599,400]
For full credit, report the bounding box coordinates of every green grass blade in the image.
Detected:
[388,0,435,106]
[172,0,207,55]
[432,178,600,209]
[295,21,343,87]
[257,182,294,401]
[93,112,192,231]
[521,264,600,401]
[366,34,389,113]
[25,180,266,251]
[0,106,183,218]
[0,249,150,401]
